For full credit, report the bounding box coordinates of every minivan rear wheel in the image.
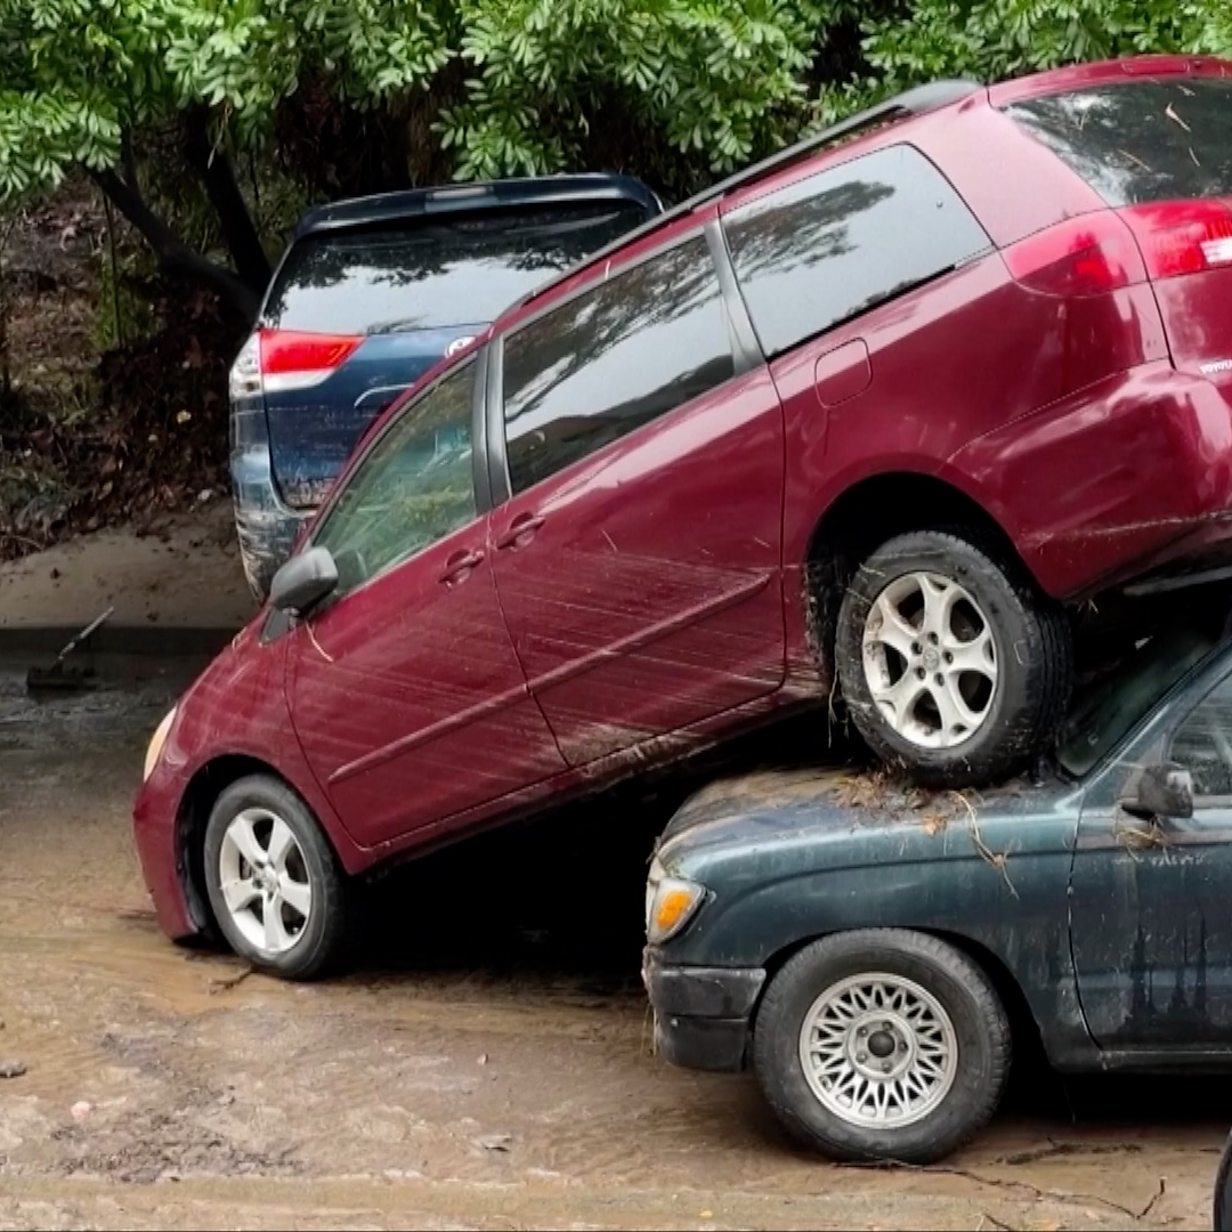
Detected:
[834,529,1071,787]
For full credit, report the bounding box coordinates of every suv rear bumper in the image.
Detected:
[231,444,312,602]
[642,950,765,1072]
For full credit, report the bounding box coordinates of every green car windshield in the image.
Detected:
[1057,624,1223,777]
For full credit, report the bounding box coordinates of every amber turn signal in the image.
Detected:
[646,875,705,944]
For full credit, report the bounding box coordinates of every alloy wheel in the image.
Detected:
[217,807,312,955]
[798,972,959,1129]
[861,571,998,749]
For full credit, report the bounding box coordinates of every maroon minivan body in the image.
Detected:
[136,56,1232,959]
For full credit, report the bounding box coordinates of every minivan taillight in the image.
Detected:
[1118,198,1232,281]
[257,328,363,393]
[1002,212,1147,297]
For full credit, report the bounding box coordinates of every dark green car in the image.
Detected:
[643,621,1232,1163]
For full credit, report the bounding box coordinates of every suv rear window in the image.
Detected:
[263,203,649,335]
[1006,78,1232,207]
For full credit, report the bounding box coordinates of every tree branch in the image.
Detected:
[120,130,139,195]
[183,109,272,292]
[90,167,260,320]
[0,209,20,396]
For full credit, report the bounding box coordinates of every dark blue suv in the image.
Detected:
[229,174,662,598]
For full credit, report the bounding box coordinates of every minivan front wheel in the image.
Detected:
[203,775,352,980]
[834,529,1071,787]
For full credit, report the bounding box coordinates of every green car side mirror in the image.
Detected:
[1124,761,1195,821]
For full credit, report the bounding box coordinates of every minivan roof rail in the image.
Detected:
[519,78,983,309]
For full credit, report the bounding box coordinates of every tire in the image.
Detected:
[203,774,352,980]
[1215,1130,1232,1232]
[752,929,1011,1164]
[834,529,1071,788]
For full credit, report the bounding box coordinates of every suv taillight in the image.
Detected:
[1118,197,1232,281]
[1002,212,1147,297]
[258,328,362,393]
[229,332,263,401]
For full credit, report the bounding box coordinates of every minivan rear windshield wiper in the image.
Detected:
[367,316,428,336]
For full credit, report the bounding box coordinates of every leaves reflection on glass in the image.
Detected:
[502,236,735,491]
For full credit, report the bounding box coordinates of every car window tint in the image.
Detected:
[723,144,991,357]
[501,236,735,492]
[265,203,650,335]
[313,362,476,595]
[1170,674,1232,799]
[1006,79,1232,208]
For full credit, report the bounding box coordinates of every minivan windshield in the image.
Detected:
[1057,624,1223,776]
[264,201,649,335]
[1005,77,1232,207]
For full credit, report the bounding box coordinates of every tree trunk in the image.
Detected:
[0,212,14,397]
[182,109,273,293]
[90,168,261,321]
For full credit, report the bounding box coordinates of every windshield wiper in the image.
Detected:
[366,316,426,336]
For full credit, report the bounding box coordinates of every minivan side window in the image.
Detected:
[313,361,477,596]
[723,144,991,358]
[501,235,735,493]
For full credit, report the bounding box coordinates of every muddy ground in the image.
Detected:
[0,653,1229,1231]
[0,501,252,633]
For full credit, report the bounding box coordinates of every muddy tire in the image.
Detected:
[752,929,1010,1163]
[203,775,352,981]
[1216,1130,1232,1231]
[834,529,1071,788]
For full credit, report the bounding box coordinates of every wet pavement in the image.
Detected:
[0,652,1228,1229]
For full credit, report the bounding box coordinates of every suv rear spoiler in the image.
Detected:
[520,79,984,308]
[294,174,665,241]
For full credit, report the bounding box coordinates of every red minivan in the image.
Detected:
[136,56,1232,977]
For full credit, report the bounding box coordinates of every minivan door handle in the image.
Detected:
[494,513,545,551]
[439,548,485,586]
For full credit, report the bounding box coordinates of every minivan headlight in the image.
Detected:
[646,866,706,945]
[143,707,177,781]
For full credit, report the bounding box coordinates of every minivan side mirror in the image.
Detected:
[269,546,338,618]
[1124,761,1195,821]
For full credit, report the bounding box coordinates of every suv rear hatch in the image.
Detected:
[247,189,659,509]
[1004,75,1232,388]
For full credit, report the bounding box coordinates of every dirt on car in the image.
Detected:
[0,653,1227,1230]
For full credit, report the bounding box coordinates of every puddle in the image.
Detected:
[0,654,202,756]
